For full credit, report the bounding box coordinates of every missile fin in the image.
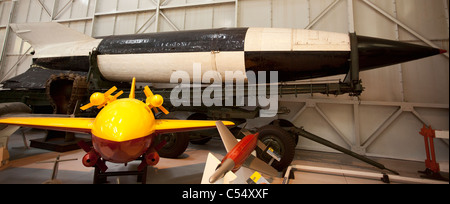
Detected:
[216,121,238,152]
[243,154,279,178]
[10,22,94,53]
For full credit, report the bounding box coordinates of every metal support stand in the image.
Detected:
[418,125,449,181]
[38,155,78,184]
[289,126,399,175]
[283,165,448,184]
[93,159,148,184]
[344,33,363,96]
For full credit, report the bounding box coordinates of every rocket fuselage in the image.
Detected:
[208,133,259,183]
[31,27,445,83]
[221,133,259,173]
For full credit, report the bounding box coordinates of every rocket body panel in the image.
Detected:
[97,27,248,54]
[244,28,351,52]
[243,28,351,81]
[96,27,353,82]
[97,52,247,83]
[96,27,248,82]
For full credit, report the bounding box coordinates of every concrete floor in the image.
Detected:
[0,128,448,184]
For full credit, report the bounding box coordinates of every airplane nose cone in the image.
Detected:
[90,99,156,163]
[92,99,155,142]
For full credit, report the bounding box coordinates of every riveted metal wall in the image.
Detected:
[0,0,448,163]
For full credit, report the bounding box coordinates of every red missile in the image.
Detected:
[209,133,259,183]
[224,133,259,172]
[209,121,278,183]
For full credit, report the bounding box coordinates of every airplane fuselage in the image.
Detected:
[90,98,155,163]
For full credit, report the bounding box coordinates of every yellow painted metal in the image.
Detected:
[0,117,94,133]
[155,119,234,134]
[91,98,155,142]
[129,77,136,99]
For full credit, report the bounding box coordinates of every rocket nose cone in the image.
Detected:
[357,35,446,71]
[209,176,220,184]
[209,158,235,183]
[440,49,447,54]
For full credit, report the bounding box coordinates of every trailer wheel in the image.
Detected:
[256,125,296,171]
[269,119,299,145]
[155,132,190,158]
[187,113,212,145]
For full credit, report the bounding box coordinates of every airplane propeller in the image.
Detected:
[80,86,123,110]
[143,86,169,115]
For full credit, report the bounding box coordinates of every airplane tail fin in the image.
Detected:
[10,22,94,52]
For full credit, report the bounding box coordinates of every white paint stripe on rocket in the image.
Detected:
[244,28,351,52]
[98,51,246,83]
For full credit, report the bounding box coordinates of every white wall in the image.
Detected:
[0,0,448,162]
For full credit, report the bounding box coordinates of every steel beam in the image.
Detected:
[361,107,403,149]
[362,0,449,58]
[235,0,239,27]
[305,0,340,30]
[154,0,161,32]
[36,0,52,18]
[160,11,179,31]
[346,0,355,33]
[53,0,75,20]
[0,0,17,80]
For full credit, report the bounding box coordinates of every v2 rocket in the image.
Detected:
[10,22,446,83]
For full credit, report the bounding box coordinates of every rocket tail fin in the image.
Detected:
[10,22,94,53]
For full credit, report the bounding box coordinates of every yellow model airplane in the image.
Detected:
[0,78,234,172]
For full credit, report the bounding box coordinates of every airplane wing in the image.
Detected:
[154,119,234,134]
[0,115,94,134]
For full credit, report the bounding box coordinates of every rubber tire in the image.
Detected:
[256,125,296,171]
[155,132,190,158]
[187,113,212,145]
[269,119,299,145]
